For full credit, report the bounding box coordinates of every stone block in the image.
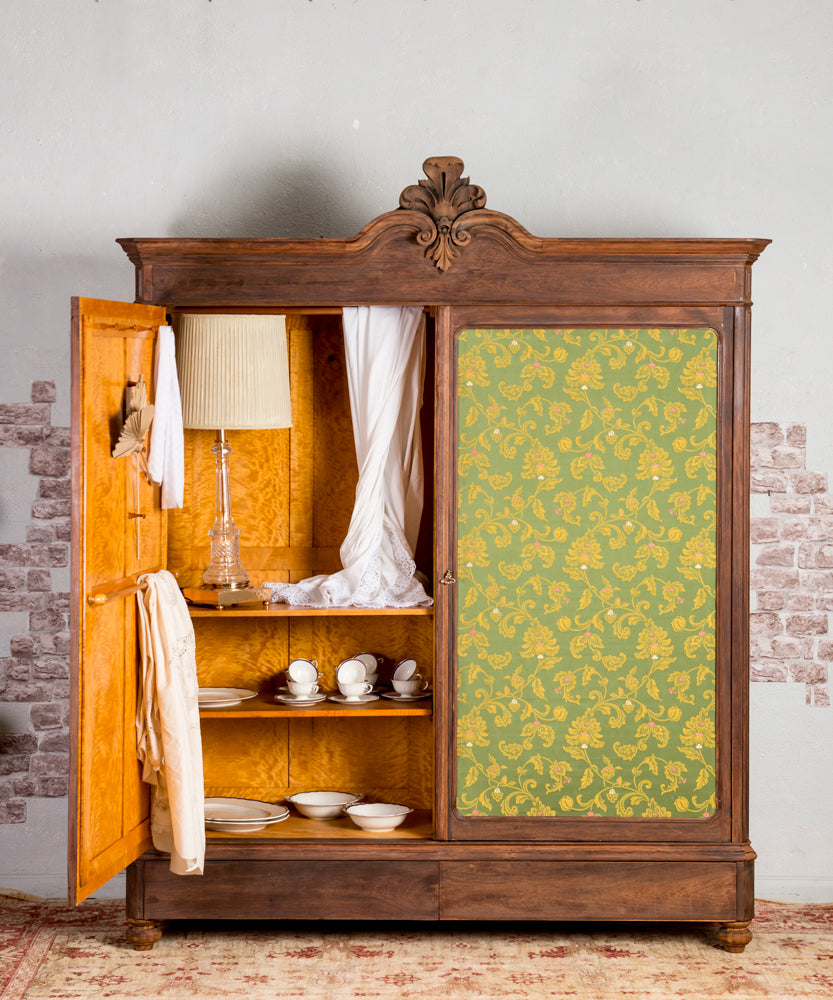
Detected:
[47,545,68,567]
[770,636,804,658]
[797,543,819,569]
[814,494,833,516]
[751,470,788,494]
[9,634,40,657]
[751,568,800,590]
[0,570,27,591]
[29,448,70,478]
[26,569,52,591]
[771,496,812,515]
[0,544,50,567]
[13,779,36,797]
[788,661,828,685]
[38,776,68,797]
[0,593,47,613]
[787,593,815,611]
[0,426,44,447]
[30,752,69,777]
[54,523,71,542]
[780,519,808,541]
[755,545,795,567]
[751,422,784,446]
[818,545,833,568]
[32,656,69,679]
[1,681,52,702]
[30,703,62,729]
[38,731,69,753]
[799,570,833,593]
[785,613,829,636]
[6,660,31,681]
[4,800,27,823]
[750,518,781,543]
[816,639,833,661]
[29,610,66,631]
[755,592,786,611]
[750,612,784,635]
[32,499,71,520]
[750,661,789,682]
[0,733,38,754]
[31,381,56,403]
[38,478,70,500]
[0,404,49,425]
[785,424,807,447]
[790,471,828,494]
[810,684,830,706]
[45,427,70,448]
[0,755,29,776]
[25,527,52,543]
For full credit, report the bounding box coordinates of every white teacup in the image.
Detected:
[338,680,374,701]
[353,652,384,673]
[336,658,367,685]
[364,672,378,687]
[287,680,319,697]
[288,658,320,683]
[393,658,418,681]
[392,675,429,695]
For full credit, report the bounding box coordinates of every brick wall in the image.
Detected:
[751,422,831,706]
[0,393,829,824]
[0,382,70,823]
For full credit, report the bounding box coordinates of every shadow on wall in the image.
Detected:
[167,155,389,240]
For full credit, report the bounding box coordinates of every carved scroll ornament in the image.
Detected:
[399,156,487,271]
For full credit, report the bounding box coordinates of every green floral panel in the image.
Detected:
[456,328,718,820]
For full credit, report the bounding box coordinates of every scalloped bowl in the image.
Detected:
[286,790,363,819]
[343,802,412,832]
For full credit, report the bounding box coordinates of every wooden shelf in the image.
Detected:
[205,810,434,841]
[199,693,432,719]
[189,603,434,619]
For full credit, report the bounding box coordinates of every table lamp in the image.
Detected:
[176,313,292,598]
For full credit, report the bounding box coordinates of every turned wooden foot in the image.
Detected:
[126,918,163,951]
[714,920,753,953]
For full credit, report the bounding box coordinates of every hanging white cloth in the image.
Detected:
[266,305,432,609]
[147,325,185,509]
[135,570,205,875]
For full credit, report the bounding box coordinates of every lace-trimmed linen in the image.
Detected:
[135,570,205,875]
[266,305,432,609]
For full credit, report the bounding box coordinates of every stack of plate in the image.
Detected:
[198,688,258,708]
[203,797,289,833]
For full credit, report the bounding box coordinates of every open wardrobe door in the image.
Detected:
[69,298,168,904]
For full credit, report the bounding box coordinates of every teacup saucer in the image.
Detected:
[275,692,327,707]
[328,693,380,705]
[381,691,432,702]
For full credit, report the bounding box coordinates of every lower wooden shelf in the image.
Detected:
[199,693,432,719]
[205,810,434,841]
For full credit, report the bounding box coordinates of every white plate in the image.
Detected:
[203,797,289,833]
[328,693,380,705]
[198,687,258,707]
[275,692,327,707]
[381,691,432,702]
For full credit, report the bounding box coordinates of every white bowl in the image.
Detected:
[286,790,362,819]
[343,802,412,832]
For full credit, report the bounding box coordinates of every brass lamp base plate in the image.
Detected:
[182,586,268,608]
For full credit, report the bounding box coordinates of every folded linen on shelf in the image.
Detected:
[135,570,204,875]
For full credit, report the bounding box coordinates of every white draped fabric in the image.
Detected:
[147,325,185,509]
[266,305,432,609]
[135,570,205,875]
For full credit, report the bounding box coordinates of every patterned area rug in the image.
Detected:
[2,891,832,999]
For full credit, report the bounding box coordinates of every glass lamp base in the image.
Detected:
[202,524,249,590]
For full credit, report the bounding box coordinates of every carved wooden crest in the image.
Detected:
[399,156,487,271]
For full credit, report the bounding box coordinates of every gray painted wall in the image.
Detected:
[1,0,831,900]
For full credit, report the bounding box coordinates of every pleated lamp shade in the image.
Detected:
[176,314,292,429]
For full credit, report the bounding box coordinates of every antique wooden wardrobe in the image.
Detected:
[70,156,769,951]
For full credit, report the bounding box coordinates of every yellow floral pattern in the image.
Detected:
[456,328,718,819]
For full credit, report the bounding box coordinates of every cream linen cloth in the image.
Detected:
[265,305,432,609]
[135,570,205,875]
[147,325,185,509]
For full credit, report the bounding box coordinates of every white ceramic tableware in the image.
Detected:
[353,652,384,673]
[337,680,374,700]
[392,675,429,695]
[274,692,327,707]
[328,692,379,705]
[336,658,367,684]
[287,658,320,683]
[286,790,363,819]
[203,797,290,833]
[392,658,418,681]
[364,672,379,686]
[287,680,319,697]
[198,687,258,708]
[343,802,412,832]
